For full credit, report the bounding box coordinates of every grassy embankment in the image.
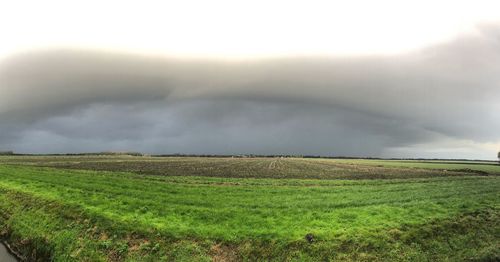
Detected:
[0,156,498,261]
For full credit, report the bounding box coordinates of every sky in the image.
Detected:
[0,0,499,159]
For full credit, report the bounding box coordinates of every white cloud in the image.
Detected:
[0,0,499,59]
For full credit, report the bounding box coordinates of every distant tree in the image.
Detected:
[498,151,500,164]
[0,151,14,155]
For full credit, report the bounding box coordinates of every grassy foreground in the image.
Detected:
[0,157,499,261]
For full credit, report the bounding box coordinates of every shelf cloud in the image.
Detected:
[1,23,500,159]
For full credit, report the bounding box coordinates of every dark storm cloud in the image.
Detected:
[1,23,500,158]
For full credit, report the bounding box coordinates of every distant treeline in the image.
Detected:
[0,151,496,162]
[4,151,145,157]
[152,154,495,162]
[0,151,14,155]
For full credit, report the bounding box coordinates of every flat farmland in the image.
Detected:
[1,156,497,179]
[0,156,498,261]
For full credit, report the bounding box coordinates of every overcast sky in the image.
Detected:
[1,1,499,159]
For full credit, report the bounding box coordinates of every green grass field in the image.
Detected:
[0,156,499,261]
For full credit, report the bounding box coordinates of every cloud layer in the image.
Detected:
[1,24,500,158]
